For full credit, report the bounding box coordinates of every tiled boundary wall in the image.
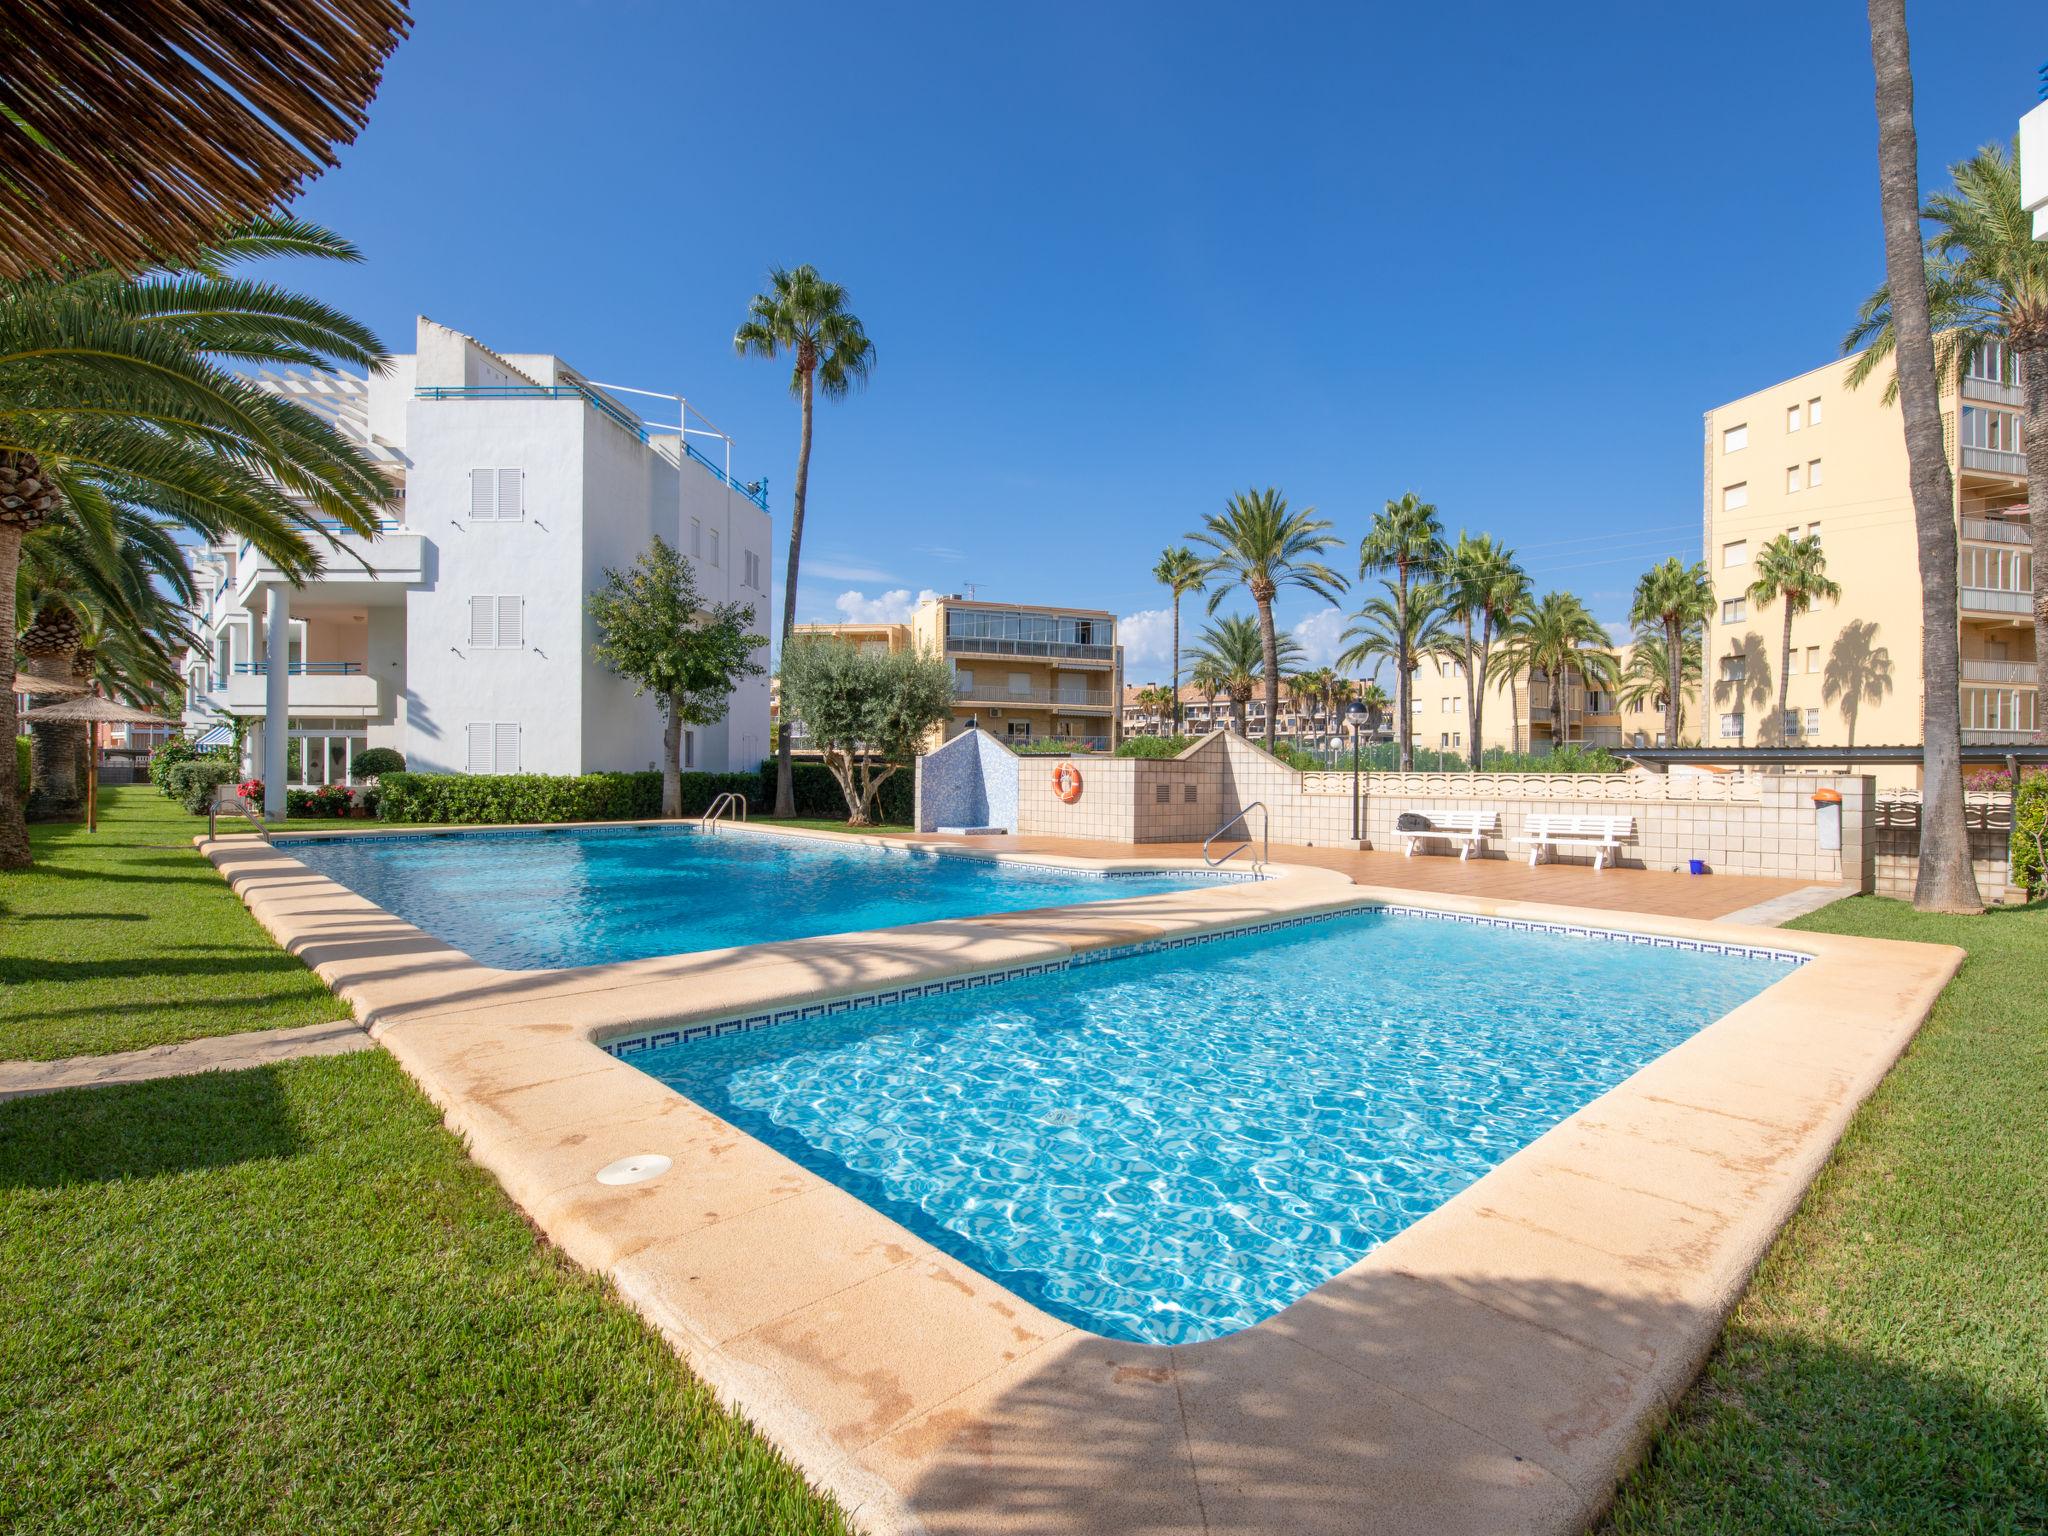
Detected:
[1874,793,2023,902]
[913,729,1019,832]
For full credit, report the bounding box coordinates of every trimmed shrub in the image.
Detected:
[1114,735,1195,760]
[351,747,406,778]
[286,783,380,819]
[149,733,236,795]
[377,769,762,825]
[2013,773,2046,896]
[162,758,241,814]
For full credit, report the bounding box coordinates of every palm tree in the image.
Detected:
[1747,534,1843,740]
[1822,619,1896,750]
[1619,627,1702,742]
[1627,556,1714,749]
[1184,614,1302,738]
[1188,488,1347,751]
[735,265,875,819]
[1151,546,1206,732]
[1444,532,1527,765]
[1517,592,1617,752]
[1857,0,1982,911]
[1190,660,1223,731]
[1357,494,1447,769]
[0,219,394,868]
[1844,138,2048,701]
[1337,579,1454,756]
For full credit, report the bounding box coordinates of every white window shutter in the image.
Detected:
[466,723,493,773]
[494,722,520,773]
[497,595,523,649]
[470,468,495,521]
[469,596,495,647]
[497,468,523,520]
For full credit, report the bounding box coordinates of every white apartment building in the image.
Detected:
[183,318,774,815]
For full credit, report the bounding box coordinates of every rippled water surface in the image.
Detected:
[278,827,1236,969]
[633,911,1795,1343]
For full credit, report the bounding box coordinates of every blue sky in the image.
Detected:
[268,0,2044,680]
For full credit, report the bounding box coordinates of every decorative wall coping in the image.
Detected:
[1295,770,1768,803]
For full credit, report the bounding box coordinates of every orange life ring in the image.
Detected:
[1052,762,1083,804]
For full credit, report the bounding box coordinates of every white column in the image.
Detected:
[264,584,291,819]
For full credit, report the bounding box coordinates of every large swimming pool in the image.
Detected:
[277,826,1242,969]
[625,908,1799,1343]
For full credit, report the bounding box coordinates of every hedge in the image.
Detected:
[2013,773,2046,895]
[373,759,915,827]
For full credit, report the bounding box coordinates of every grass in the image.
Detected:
[0,1050,851,1535]
[758,816,912,836]
[0,787,352,1061]
[1606,895,2048,1534]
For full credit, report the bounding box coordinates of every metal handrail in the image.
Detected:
[698,791,749,831]
[1203,800,1267,872]
[207,787,269,841]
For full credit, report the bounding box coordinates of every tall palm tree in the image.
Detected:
[1355,679,1389,740]
[1357,493,1447,769]
[1444,532,1527,765]
[1747,534,1843,739]
[1151,546,1207,733]
[1184,614,1302,738]
[1517,592,1617,752]
[1627,556,1714,749]
[0,219,394,868]
[1859,0,1982,911]
[1190,660,1223,730]
[1188,488,1346,751]
[1619,627,1703,742]
[1337,578,1454,756]
[1845,138,2048,702]
[735,265,875,818]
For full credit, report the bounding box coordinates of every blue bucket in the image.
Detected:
[1688,858,1708,875]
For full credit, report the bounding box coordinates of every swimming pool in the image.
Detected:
[276,826,1244,969]
[624,907,1800,1344]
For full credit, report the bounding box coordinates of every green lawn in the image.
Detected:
[1606,896,2048,1533]
[0,787,352,1061]
[0,1050,851,1535]
[757,816,912,836]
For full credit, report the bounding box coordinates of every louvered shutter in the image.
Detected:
[466,723,493,773]
[493,723,520,773]
[496,468,523,520]
[496,596,523,649]
[469,596,496,647]
[470,468,496,520]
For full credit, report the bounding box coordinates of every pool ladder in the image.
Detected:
[699,791,749,833]
[1204,800,1268,875]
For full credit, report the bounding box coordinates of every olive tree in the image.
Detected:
[587,536,766,817]
[777,638,954,826]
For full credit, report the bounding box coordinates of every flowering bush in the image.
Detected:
[285,783,365,818]
[238,778,263,800]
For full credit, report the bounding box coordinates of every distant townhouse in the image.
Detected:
[182,317,774,812]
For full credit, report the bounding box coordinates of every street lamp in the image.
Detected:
[1345,700,1368,842]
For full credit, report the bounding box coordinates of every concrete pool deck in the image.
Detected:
[199,820,1963,1535]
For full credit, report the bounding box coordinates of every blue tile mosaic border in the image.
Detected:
[598,904,1811,1059]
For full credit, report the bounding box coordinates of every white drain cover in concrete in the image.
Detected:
[596,1153,672,1186]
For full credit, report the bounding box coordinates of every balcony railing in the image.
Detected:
[1961,586,2032,615]
[955,684,1112,708]
[943,635,1115,663]
[1962,515,2030,545]
[233,661,366,675]
[1961,444,2027,476]
[1961,659,2038,685]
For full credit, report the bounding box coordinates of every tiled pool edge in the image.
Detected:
[195,828,1965,1536]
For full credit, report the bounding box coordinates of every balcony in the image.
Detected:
[1960,586,2033,617]
[1962,515,2031,545]
[234,522,424,603]
[943,635,1115,666]
[955,683,1114,711]
[1961,444,2028,477]
[1961,659,2037,685]
[224,661,379,716]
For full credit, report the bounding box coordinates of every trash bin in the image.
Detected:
[1813,786,1842,852]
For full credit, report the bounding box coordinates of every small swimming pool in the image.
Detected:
[625,908,1800,1344]
[276,826,1243,969]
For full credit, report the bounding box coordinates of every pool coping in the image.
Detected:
[197,823,1963,1536]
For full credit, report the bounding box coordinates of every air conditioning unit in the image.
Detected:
[988,707,1004,718]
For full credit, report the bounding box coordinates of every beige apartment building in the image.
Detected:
[793,594,1122,750]
[1407,651,1667,757]
[1701,344,2033,773]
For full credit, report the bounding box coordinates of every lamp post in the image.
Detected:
[1345,699,1367,842]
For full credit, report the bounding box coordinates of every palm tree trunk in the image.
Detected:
[1395,573,1413,772]
[0,526,29,869]
[1461,614,1479,768]
[1777,604,1795,734]
[1170,594,1182,733]
[773,367,816,820]
[1509,665,1523,754]
[1256,597,1280,750]
[1868,0,1981,911]
[2020,336,2047,737]
[1664,615,1682,747]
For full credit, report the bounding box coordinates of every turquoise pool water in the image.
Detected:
[628,909,1799,1344]
[276,827,1240,969]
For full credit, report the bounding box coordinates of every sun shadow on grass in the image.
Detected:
[0,1068,300,1189]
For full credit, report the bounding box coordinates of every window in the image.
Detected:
[1786,649,1799,676]
[1723,597,1746,623]
[1412,697,1424,715]
[743,549,762,589]
[709,528,720,568]
[1008,671,1031,695]
[1808,397,1823,425]
[1786,465,1802,493]
[465,722,520,774]
[1720,654,1747,682]
[1805,708,1820,735]
[1961,405,2025,453]
[1452,733,1462,749]
[1807,460,1823,488]
[691,518,703,558]
[1723,539,1748,567]
[1808,519,1822,541]
[1719,712,1744,738]
[1723,423,1748,453]
[1439,732,1450,748]
[468,468,524,522]
[1005,720,1032,740]
[1806,644,1820,672]
[1786,404,1802,433]
[468,594,525,649]
[1783,708,1803,737]
[1723,482,1749,511]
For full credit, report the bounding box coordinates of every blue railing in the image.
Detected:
[683,439,770,510]
[233,661,365,675]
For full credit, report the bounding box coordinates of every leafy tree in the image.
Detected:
[734,265,875,819]
[1444,532,1528,764]
[1747,534,1842,740]
[1188,489,1346,750]
[1337,578,1453,755]
[1627,556,1713,748]
[0,216,394,867]
[587,536,766,818]
[1514,592,1617,751]
[1356,494,1447,769]
[1184,614,1302,738]
[1151,546,1206,733]
[777,639,953,826]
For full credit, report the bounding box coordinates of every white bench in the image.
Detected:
[1513,813,1635,870]
[1394,810,1499,862]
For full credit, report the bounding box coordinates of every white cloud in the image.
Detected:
[1117,607,1176,679]
[832,587,937,624]
[1290,606,1349,668]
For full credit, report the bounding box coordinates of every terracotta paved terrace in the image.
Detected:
[906,834,1822,921]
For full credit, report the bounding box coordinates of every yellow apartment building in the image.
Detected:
[1700,345,2033,774]
[1407,650,1667,758]
[793,594,1122,750]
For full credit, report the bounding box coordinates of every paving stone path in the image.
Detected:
[0,1019,374,1102]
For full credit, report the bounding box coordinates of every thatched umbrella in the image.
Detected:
[12,667,87,697]
[19,694,173,832]
[0,0,412,278]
